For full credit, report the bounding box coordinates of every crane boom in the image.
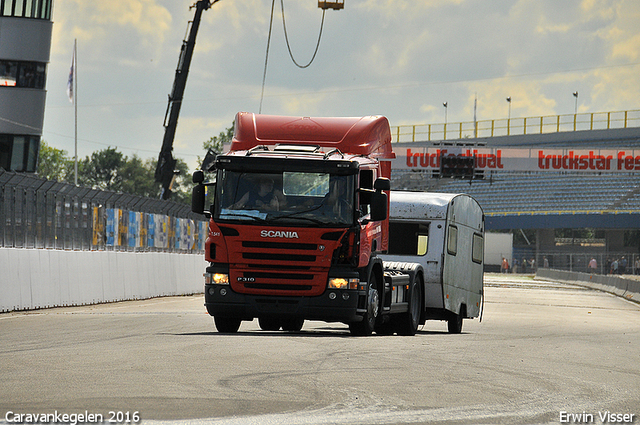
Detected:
[156,0,216,200]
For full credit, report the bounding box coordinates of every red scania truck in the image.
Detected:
[191,112,426,335]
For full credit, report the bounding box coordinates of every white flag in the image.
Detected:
[67,41,75,103]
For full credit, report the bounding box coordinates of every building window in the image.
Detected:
[0,134,39,172]
[0,60,46,89]
[1,0,52,19]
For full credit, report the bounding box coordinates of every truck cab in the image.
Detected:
[193,113,396,335]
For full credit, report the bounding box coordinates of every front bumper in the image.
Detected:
[204,283,366,323]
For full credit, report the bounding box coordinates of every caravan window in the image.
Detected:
[472,233,484,264]
[447,225,458,255]
[388,222,429,256]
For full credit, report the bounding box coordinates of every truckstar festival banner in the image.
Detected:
[392,146,640,172]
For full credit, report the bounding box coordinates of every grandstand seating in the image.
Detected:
[392,171,640,215]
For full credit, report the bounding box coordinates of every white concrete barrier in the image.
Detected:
[0,248,206,312]
[536,268,640,304]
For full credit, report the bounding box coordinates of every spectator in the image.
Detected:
[543,256,549,268]
[619,257,627,274]
[588,257,598,274]
[501,258,509,274]
[530,258,536,272]
[635,257,640,275]
[611,259,619,275]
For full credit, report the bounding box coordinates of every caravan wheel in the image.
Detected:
[447,312,463,334]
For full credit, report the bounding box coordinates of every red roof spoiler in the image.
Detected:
[230,112,395,159]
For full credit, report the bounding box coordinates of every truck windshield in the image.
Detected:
[215,170,355,226]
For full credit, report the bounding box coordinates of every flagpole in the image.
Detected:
[73,39,78,186]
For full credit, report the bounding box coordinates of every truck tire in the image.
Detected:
[349,272,380,336]
[258,316,281,331]
[397,277,422,336]
[281,317,304,332]
[214,316,241,333]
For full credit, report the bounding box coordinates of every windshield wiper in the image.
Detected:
[268,214,325,225]
[219,211,267,221]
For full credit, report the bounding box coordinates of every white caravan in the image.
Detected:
[382,191,485,333]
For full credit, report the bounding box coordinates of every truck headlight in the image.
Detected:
[205,272,229,285]
[328,277,359,290]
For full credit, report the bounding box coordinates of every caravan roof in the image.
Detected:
[390,191,483,223]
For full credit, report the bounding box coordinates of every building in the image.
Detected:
[0,0,53,172]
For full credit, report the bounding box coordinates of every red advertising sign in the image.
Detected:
[393,145,640,172]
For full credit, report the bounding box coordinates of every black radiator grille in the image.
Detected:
[244,271,314,280]
[243,252,316,262]
[242,241,317,250]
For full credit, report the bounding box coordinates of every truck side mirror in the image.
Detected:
[373,177,390,191]
[192,183,206,215]
[371,177,391,221]
[193,170,205,184]
[192,171,206,215]
[370,177,390,221]
[370,191,387,221]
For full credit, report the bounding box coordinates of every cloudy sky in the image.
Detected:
[43,0,640,170]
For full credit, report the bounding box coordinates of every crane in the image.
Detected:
[155,0,218,200]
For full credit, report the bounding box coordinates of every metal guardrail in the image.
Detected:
[0,169,207,252]
[391,109,640,143]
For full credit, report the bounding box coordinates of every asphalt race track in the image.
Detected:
[1,274,639,425]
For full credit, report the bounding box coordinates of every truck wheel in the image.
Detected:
[258,316,281,331]
[349,273,379,336]
[214,316,241,333]
[397,279,422,336]
[447,313,463,334]
[281,318,304,332]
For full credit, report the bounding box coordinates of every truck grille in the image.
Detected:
[242,241,317,250]
[234,238,324,295]
[243,252,316,262]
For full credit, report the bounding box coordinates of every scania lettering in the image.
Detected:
[192,112,484,335]
[261,230,299,238]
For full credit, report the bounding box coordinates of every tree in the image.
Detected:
[118,155,159,198]
[80,147,125,191]
[36,142,192,204]
[198,121,234,170]
[37,141,74,182]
